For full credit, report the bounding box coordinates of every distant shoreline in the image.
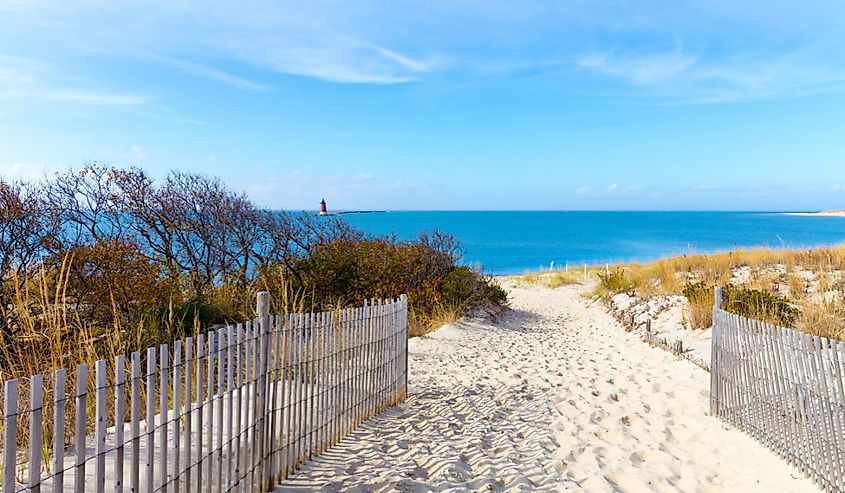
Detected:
[783,210,845,217]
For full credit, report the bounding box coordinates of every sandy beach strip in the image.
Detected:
[783,211,845,217]
[274,282,816,492]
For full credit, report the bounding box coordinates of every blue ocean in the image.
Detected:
[339,211,845,275]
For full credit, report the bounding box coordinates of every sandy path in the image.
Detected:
[275,283,815,492]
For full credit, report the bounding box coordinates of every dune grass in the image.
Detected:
[518,245,845,339]
[597,245,845,339]
[514,265,615,289]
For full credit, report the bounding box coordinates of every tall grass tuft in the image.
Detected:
[682,282,714,329]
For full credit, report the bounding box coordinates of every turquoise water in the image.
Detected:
[339,211,845,274]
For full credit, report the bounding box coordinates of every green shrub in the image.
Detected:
[441,266,507,309]
[722,285,798,327]
[281,233,507,336]
[682,281,714,306]
[598,268,633,294]
[165,296,217,337]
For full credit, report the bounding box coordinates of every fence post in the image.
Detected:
[255,291,270,492]
[710,286,722,416]
[400,294,409,402]
[29,374,44,493]
[3,380,18,493]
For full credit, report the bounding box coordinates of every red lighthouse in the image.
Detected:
[319,199,327,215]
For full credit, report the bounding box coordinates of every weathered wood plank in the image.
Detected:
[75,364,88,493]
[52,369,66,493]
[3,380,19,493]
[130,353,141,493]
[95,361,107,493]
[145,347,156,493]
[30,374,44,493]
[115,355,126,493]
[183,338,193,493]
[206,331,214,493]
[195,334,204,493]
[159,345,169,493]
[172,342,181,493]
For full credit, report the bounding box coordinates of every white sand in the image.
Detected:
[275,283,815,492]
[609,291,713,367]
[783,211,845,217]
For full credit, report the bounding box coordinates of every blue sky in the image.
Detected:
[1,1,844,211]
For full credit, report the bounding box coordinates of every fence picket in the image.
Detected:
[183,338,193,493]
[225,326,234,491]
[146,347,156,493]
[172,342,181,493]
[833,342,845,492]
[206,331,214,493]
[95,361,107,493]
[268,316,279,482]
[233,324,242,490]
[52,369,66,493]
[74,364,88,493]
[115,355,126,493]
[130,353,141,493]
[3,380,18,493]
[159,345,169,493]
[195,334,204,493]
[256,291,269,491]
[216,327,225,493]
[30,374,44,493]
[308,312,317,461]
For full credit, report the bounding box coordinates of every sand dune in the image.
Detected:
[275,282,815,492]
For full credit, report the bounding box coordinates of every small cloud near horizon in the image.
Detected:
[131,145,148,160]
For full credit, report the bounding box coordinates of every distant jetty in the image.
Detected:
[318,199,385,216]
[318,210,387,217]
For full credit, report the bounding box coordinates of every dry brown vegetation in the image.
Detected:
[514,269,585,288]
[590,246,845,339]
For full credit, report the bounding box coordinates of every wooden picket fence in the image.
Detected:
[0,293,408,492]
[710,287,845,492]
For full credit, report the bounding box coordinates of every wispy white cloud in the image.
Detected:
[693,184,720,190]
[0,3,443,86]
[0,54,151,106]
[576,39,845,103]
[576,184,622,194]
[49,91,150,105]
[150,55,273,91]
[130,144,147,160]
[225,37,437,84]
[578,45,696,86]
[2,1,844,105]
